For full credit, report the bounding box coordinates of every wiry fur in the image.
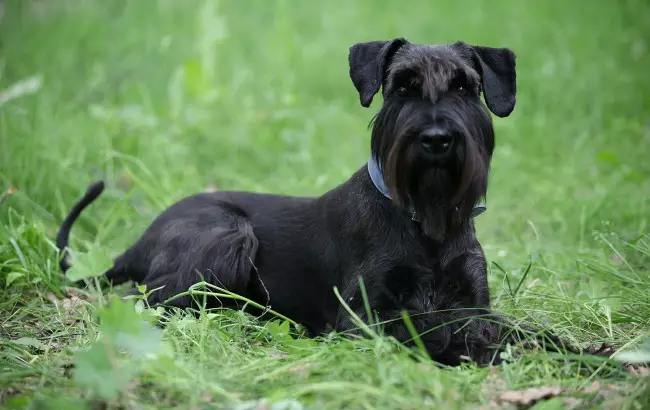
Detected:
[57,38,597,366]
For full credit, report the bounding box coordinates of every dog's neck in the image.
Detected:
[366,156,486,222]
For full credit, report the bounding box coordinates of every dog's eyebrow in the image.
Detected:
[390,68,419,86]
[450,69,470,83]
[456,67,480,83]
[447,69,479,90]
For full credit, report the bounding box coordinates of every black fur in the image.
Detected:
[57,38,593,366]
[56,180,105,272]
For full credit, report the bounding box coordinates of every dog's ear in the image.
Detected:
[348,38,409,107]
[454,41,517,118]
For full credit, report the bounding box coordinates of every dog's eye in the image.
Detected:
[397,86,409,96]
[451,82,467,92]
[449,74,472,94]
[454,82,479,96]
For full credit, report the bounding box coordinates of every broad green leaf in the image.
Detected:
[596,150,619,166]
[12,337,44,349]
[3,395,33,410]
[264,320,295,343]
[98,297,164,357]
[5,271,24,287]
[71,298,167,398]
[530,397,565,410]
[65,246,113,281]
[614,350,650,364]
[134,299,145,314]
[73,341,134,400]
[614,335,650,364]
[114,325,163,357]
[184,58,212,100]
[282,338,320,351]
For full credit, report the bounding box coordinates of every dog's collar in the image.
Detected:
[366,156,486,222]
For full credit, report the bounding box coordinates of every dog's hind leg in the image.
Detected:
[127,206,260,310]
[103,253,134,286]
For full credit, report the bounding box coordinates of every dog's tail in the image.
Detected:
[56,181,106,272]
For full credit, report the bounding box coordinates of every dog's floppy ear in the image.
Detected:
[454,41,517,118]
[348,38,409,107]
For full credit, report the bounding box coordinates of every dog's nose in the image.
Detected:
[420,127,454,157]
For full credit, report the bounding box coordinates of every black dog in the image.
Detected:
[57,38,574,365]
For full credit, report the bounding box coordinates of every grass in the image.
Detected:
[1,0,649,408]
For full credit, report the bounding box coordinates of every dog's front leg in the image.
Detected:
[439,245,602,363]
[334,267,462,363]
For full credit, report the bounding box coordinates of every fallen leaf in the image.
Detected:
[64,287,96,301]
[580,382,620,408]
[62,296,83,311]
[610,254,623,265]
[626,364,650,377]
[582,381,601,395]
[118,170,133,190]
[46,293,86,314]
[287,363,311,378]
[45,293,83,312]
[499,386,562,405]
[269,350,288,359]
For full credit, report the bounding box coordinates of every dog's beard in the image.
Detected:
[409,168,453,242]
[383,142,453,241]
[371,99,491,241]
[384,138,489,242]
[413,168,454,241]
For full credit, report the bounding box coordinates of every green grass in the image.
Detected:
[1,0,649,408]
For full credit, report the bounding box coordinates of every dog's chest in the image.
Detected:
[369,233,476,309]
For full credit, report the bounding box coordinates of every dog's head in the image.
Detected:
[348,38,517,240]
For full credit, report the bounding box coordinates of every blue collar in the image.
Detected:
[367,156,486,221]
